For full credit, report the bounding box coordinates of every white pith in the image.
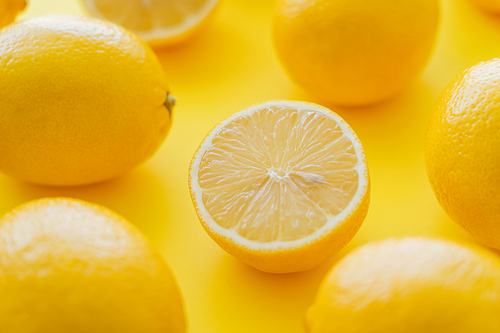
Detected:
[190,101,368,251]
[82,0,219,42]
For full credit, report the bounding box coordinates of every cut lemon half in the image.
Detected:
[189,101,370,274]
[81,0,220,47]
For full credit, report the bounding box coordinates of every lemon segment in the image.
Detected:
[189,101,370,273]
[82,0,220,46]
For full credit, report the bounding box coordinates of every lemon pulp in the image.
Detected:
[197,104,361,244]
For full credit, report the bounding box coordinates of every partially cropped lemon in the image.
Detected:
[0,0,25,28]
[425,59,500,250]
[0,198,186,333]
[305,238,500,332]
[189,101,370,274]
[0,15,174,186]
[273,0,440,106]
[470,0,500,14]
[81,0,220,47]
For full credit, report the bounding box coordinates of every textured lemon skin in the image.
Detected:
[273,0,439,106]
[425,59,500,249]
[305,238,500,333]
[188,101,370,274]
[0,198,186,333]
[470,0,500,14]
[0,0,25,28]
[0,15,172,186]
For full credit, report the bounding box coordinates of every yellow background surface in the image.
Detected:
[1,0,500,331]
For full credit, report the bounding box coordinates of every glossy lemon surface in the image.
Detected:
[0,198,186,333]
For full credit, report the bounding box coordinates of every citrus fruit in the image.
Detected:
[0,0,25,28]
[305,238,500,332]
[81,0,220,47]
[470,0,500,14]
[0,197,186,333]
[273,0,440,106]
[189,101,370,274]
[0,15,174,186]
[425,59,500,250]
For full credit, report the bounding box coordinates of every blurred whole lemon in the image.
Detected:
[0,198,186,333]
[0,0,25,28]
[305,238,500,332]
[273,0,440,106]
[425,59,500,249]
[0,15,174,186]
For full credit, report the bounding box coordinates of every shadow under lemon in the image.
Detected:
[205,229,378,333]
[0,167,170,246]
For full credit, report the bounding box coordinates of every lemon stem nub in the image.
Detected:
[165,93,176,116]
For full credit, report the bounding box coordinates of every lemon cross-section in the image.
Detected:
[82,0,220,46]
[198,106,360,243]
[189,101,370,274]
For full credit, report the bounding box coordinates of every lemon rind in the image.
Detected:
[82,0,219,43]
[190,100,369,251]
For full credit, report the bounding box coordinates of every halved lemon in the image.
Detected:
[189,101,370,274]
[81,0,220,47]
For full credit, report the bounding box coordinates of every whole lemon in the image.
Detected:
[273,0,440,106]
[0,197,186,333]
[425,59,500,249]
[0,15,174,186]
[305,238,500,332]
[0,0,25,28]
